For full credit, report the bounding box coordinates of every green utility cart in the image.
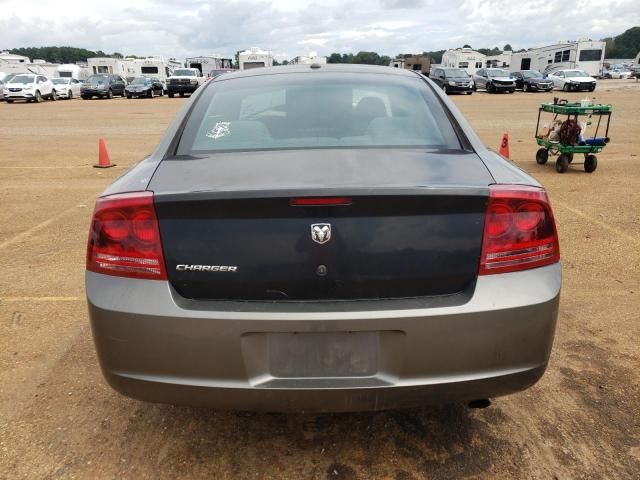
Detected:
[534,101,612,173]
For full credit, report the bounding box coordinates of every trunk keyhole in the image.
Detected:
[316,265,328,277]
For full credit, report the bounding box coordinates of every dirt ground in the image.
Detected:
[0,79,639,479]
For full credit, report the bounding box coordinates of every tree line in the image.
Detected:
[3,46,129,64]
[4,26,638,66]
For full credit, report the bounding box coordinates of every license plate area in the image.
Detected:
[241,331,405,388]
[269,332,378,378]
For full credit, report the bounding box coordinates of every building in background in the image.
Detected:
[389,58,405,69]
[509,40,606,76]
[400,55,432,75]
[441,48,486,75]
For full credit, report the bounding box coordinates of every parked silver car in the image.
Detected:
[86,64,561,412]
[473,68,516,93]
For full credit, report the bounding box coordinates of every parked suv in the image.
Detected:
[430,67,473,94]
[81,74,126,99]
[511,71,554,92]
[167,68,203,97]
[473,69,516,93]
[2,74,57,103]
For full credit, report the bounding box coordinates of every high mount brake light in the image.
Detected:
[86,192,167,280]
[290,197,352,206]
[479,185,560,275]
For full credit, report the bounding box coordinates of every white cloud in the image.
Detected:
[0,0,638,59]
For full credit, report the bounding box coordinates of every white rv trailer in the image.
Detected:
[441,48,486,75]
[133,57,172,90]
[0,52,31,79]
[57,64,89,81]
[185,56,233,76]
[24,60,60,78]
[168,58,183,70]
[87,57,136,82]
[238,48,273,70]
[509,40,605,76]
[289,53,327,65]
[485,49,512,68]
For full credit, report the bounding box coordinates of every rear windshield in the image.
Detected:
[177,72,460,154]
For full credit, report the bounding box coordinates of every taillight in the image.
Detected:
[479,185,560,275]
[86,192,167,280]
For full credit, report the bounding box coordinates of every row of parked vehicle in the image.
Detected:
[0,67,233,103]
[430,67,599,95]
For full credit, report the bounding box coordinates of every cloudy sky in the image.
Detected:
[1,0,638,60]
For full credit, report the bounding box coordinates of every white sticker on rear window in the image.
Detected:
[206,122,231,139]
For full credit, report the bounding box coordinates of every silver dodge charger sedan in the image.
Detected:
[86,64,561,412]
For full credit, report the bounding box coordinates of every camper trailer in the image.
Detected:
[238,48,273,70]
[87,58,136,83]
[185,56,233,77]
[133,57,172,90]
[289,53,327,65]
[509,40,605,77]
[57,64,89,81]
[441,48,486,75]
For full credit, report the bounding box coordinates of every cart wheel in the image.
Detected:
[584,154,598,173]
[536,148,549,165]
[566,152,574,163]
[556,154,570,173]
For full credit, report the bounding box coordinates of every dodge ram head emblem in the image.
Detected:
[311,223,331,244]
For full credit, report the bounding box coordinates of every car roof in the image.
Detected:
[211,64,420,82]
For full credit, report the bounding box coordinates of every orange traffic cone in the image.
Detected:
[499,133,510,159]
[94,138,116,168]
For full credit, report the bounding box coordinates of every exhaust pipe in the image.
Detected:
[468,399,491,409]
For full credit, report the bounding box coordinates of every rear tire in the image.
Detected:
[589,86,596,92]
[556,154,570,173]
[126,93,131,99]
[168,92,174,98]
[179,92,184,97]
[487,82,494,93]
[563,83,570,92]
[536,148,549,165]
[50,90,57,101]
[466,91,472,95]
[584,154,598,173]
[6,100,13,104]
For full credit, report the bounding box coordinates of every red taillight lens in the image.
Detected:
[479,185,560,275]
[86,192,167,280]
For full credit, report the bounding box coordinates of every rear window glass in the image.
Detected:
[177,72,461,154]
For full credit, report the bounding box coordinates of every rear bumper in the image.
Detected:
[86,263,561,412]
[446,85,473,93]
[528,83,554,91]
[81,88,107,96]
